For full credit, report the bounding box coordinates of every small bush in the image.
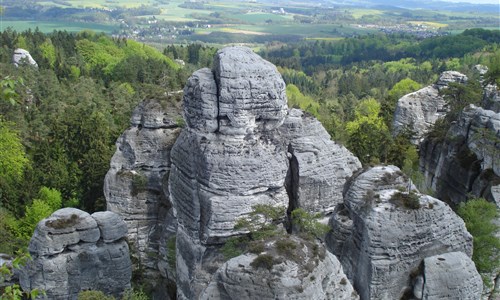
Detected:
[78,290,115,300]
[390,191,421,209]
[221,236,247,260]
[457,198,499,275]
[291,208,330,238]
[250,254,275,270]
[131,173,147,196]
[45,214,79,229]
[275,238,297,258]
[166,236,176,271]
[248,241,264,254]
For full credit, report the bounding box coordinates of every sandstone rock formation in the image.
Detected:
[420,103,500,206]
[200,237,358,300]
[392,71,468,142]
[279,109,362,215]
[169,46,361,299]
[12,48,38,67]
[412,252,482,300]
[327,166,475,300]
[20,208,131,299]
[104,99,181,294]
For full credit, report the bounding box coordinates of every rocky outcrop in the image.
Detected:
[420,103,500,206]
[169,46,360,299]
[12,48,38,67]
[392,71,468,142]
[20,208,131,299]
[104,99,181,294]
[327,166,475,300]
[412,252,482,300]
[279,109,362,215]
[200,237,358,300]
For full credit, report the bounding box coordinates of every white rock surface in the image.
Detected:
[12,48,38,67]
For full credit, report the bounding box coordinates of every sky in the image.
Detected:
[439,0,499,4]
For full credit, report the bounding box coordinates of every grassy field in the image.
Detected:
[0,20,118,33]
[231,13,293,23]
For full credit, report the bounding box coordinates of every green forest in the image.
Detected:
[0,27,499,297]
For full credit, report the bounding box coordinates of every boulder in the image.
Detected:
[20,208,131,299]
[12,48,38,67]
[328,166,473,300]
[412,252,482,300]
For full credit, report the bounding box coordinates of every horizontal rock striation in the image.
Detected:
[169,46,360,299]
[328,166,474,300]
[20,208,131,299]
[104,99,180,290]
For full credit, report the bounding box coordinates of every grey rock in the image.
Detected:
[169,47,359,299]
[280,109,362,214]
[330,166,473,300]
[91,211,128,243]
[12,48,38,67]
[392,71,468,142]
[183,68,219,133]
[28,208,100,256]
[420,104,500,206]
[435,71,468,90]
[200,237,359,300]
[20,208,131,299]
[213,46,288,135]
[104,99,180,286]
[417,252,482,300]
[170,129,289,244]
[483,84,500,113]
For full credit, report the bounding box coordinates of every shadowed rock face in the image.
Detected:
[169,46,361,299]
[420,102,500,206]
[327,166,475,300]
[20,208,131,299]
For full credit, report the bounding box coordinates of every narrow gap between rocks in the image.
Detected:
[285,143,299,234]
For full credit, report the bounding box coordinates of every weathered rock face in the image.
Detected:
[12,48,38,67]
[327,166,474,300]
[279,109,362,214]
[420,104,500,206]
[20,208,131,299]
[104,99,180,290]
[392,71,468,141]
[412,252,482,300]
[169,46,361,299]
[200,237,358,300]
